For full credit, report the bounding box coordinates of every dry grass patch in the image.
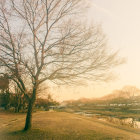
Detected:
[0,111,140,140]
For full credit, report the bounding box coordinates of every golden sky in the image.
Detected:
[52,0,140,101]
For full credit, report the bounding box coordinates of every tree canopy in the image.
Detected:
[0,0,124,130]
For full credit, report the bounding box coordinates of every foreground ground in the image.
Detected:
[0,111,140,140]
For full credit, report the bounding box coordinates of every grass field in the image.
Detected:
[0,111,140,140]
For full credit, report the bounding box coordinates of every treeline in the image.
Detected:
[63,86,140,114]
[0,91,59,113]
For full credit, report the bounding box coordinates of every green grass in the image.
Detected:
[0,111,140,140]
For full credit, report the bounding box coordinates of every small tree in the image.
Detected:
[0,74,9,92]
[0,0,124,130]
[35,94,58,111]
[11,86,27,113]
[0,91,11,110]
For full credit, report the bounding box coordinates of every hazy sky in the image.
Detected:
[52,0,140,101]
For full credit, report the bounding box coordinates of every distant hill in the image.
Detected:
[101,86,140,101]
[62,97,97,105]
[100,90,131,100]
[63,86,140,104]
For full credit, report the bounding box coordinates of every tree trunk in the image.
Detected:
[24,87,37,131]
[15,107,18,113]
[24,100,33,131]
[17,105,21,112]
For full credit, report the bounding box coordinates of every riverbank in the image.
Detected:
[0,111,140,140]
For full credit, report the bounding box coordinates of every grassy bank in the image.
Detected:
[0,111,140,140]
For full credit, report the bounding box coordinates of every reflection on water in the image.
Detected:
[74,112,140,128]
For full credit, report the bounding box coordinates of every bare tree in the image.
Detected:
[0,0,123,130]
[122,86,140,99]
